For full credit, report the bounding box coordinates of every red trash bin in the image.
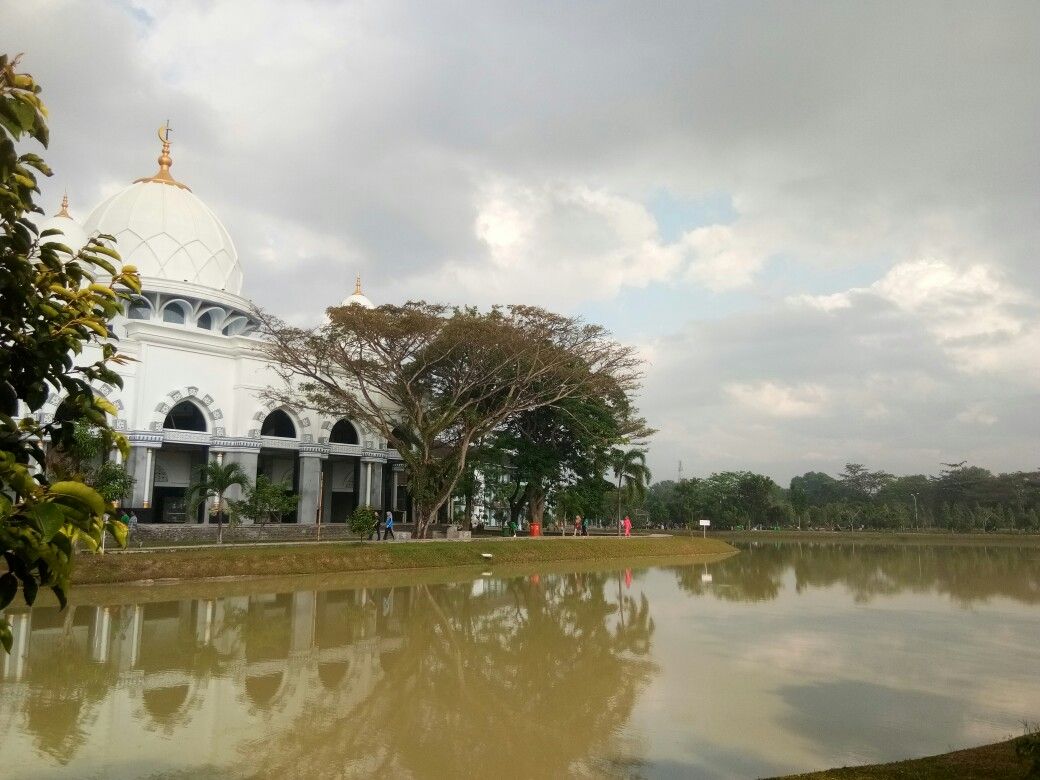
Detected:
[529,523,541,537]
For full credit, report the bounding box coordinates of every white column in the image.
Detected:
[90,607,113,663]
[143,447,155,511]
[3,612,31,681]
[364,462,372,508]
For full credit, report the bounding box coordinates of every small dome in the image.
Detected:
[341,274,374,308]
[37,194,88,254]
[81,127,243,294]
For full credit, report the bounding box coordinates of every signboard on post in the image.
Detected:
[699,518,710,537]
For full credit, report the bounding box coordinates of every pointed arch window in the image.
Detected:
[329,419,359,445]
[163,401,207,432]
[260,409,296,438]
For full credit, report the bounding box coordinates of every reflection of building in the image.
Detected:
[36,129,406,524]
[0,587,410,775]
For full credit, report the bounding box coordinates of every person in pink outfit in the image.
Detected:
[623,515,632,537]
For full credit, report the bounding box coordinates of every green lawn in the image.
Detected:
[773,735,1038,779]
[73,534,735,585]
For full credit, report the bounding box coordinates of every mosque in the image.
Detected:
[38,127,404,525]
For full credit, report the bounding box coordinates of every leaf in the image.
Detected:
[21,575,38,606]
[52,532,73,560]
[51,584,67,611]
[0,622,11,654]
[26,502,65,541]
[0,573,17,610]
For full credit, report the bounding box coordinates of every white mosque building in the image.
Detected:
[38,128,404,525]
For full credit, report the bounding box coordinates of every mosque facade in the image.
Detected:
[39,128,404,525]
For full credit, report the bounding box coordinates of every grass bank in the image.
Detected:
[72,535,736,586]
[774,734,1037,779]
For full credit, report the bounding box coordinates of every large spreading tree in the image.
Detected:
[0,54,140,651]
[257,302,642,538]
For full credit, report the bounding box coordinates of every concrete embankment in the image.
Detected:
[72,535,737,586]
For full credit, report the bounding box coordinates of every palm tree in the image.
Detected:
[609,448,651,535]
[185,460,251,544]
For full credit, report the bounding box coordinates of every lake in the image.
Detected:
[2,540,1038,778]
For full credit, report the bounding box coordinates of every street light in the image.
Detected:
[910,493,919,530]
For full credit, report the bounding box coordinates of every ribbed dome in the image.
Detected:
[83,180,243,294]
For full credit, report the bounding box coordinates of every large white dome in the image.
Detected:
[82,131,243,295]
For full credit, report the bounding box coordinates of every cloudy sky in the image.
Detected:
[4,0,1039,483]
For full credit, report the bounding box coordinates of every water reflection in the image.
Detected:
[1,570,655,778]
[674,540,1040,604]
[2,542,1038,779]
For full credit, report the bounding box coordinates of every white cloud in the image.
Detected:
[726,382,831,418]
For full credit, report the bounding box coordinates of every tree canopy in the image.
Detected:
[258,301,644,537]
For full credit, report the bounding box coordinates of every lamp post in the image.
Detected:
[910,493,919,530]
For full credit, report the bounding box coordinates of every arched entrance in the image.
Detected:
[322,418,362,524]
[257,410,300,522]
[152,400,210,523]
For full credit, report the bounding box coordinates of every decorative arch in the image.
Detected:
[328,418,360,445]
[195,305,229,331]
[260,409,296,438]
[160,298,192,325]
[150,387,226,435]
[127,295,154,321]
[249,400,313,442]
[162,399,208,432]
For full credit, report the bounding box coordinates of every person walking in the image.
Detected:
[384,511,395,540]
[573,515,582,537]
[581,515,589,536]
[623,515,632,537]
[128,511,139,545]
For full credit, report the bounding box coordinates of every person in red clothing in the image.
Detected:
[623,515,632,537]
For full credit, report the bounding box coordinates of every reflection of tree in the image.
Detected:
[673,542,1040,605]
[252,572,656,777]
[674,545,784,602]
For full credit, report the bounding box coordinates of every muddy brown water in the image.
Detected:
[2,540,1038,778]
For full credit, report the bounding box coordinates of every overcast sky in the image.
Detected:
[4,1,1039,483]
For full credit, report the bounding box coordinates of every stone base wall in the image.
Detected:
[129,523,471,544]
[131,524,355,544]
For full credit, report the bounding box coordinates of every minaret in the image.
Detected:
[354,273,363,296]
[54,191,72,219]
[133,121,191,190]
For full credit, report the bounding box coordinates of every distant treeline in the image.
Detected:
[639,463,1040,531]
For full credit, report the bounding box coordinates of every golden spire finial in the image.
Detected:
[54,191,71,218]
[133,121,191,190]
[354,273,363,295]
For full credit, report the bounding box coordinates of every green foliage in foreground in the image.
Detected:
[0,54,139,651]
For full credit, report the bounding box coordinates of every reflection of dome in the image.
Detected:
[82,128,243,294]
[317,660,350,690]
[142,684,190,722]
[244,672,283,707]
[342,274,374,308]
[38,194,88,253]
